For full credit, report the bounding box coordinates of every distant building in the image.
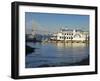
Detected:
[50,28,89,42]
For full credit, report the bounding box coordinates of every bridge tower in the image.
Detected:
[31,21,38,38]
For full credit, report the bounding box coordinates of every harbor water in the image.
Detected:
[25,42,89,68]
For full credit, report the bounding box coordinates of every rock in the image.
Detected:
[38,64,50,67]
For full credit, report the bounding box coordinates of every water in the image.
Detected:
[25,42,89,68]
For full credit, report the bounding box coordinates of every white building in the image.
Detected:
[51,28,89,42]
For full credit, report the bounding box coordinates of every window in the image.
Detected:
[74,34,81,38]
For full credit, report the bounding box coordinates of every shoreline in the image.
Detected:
[26,57,89,68]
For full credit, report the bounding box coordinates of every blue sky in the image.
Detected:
[25,12,89,34]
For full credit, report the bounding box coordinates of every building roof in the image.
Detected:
[61,28,84,32]
[61,28,73,32]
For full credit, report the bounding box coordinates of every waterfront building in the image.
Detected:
[51,28,89,42]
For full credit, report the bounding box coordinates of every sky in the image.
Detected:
[25,12,89,34]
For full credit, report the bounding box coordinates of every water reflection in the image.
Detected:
[26,42,89,68]
[56,42,88,48]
